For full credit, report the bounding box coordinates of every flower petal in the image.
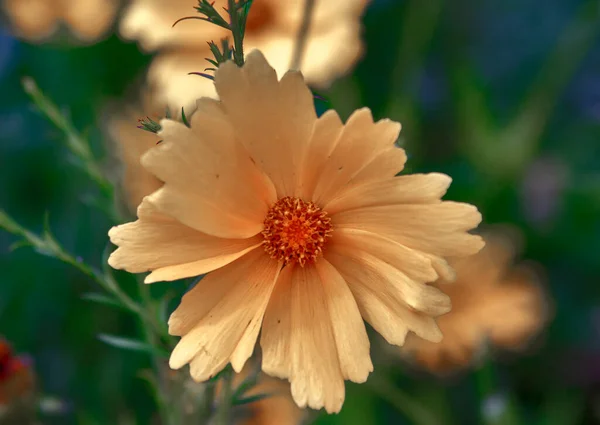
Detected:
[3,0,59,40]
[108,199,262,282]
[147,49,218,114]
[260,265,294,379]
[143,107,276,238]
[214,50,317,197]
[324,173,452,215]
[326,250,444,345]
[332,202,484,258]
[108,111,163,211]
[311,109,402,205]
[296,109,344,199]
[119,0,227,51]
[330,228,438,283]
[248,20,364,89]
[315,259,373,383]
[288,265,345,413]
[169,250,280,380]
[327,243,451,316]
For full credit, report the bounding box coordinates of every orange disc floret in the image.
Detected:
[262,197,333,266]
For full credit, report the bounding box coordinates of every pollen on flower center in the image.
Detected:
[262,197,333,266]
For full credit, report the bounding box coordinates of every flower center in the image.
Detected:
[245,0,275,34]
[262,197,333,266]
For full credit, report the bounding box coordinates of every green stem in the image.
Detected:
[366,374,445,425]
[0,209,168,341]
[21,78,112,197]
[228,0,246,66]
[215,368,234,425]
[290,0,316,70]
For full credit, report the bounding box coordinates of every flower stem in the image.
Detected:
[290,0,316,70]
[228,0,246,66]
[215,368,234,425]
[366,373,445,425]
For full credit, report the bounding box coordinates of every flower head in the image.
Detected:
[402,230,550,374]
[108,50,483,412]
[2,0,118,42]
[121,0,368,111]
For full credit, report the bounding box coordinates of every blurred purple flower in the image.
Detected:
[520,156,568,230]
[0,27,17,80]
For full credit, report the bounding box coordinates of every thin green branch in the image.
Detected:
[22,78,112,197]
[290,0,316,70]
[0,209,168,341]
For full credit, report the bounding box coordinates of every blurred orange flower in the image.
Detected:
[402,230,551,374]
[2,0,118,42]
[108,106,164,212]
[120,0,368,111]
[108,51,483,412]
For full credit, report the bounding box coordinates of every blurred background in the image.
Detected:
[0,0,599,424]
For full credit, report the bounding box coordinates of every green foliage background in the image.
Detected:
[1,0,599,424]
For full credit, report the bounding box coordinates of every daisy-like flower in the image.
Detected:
[120,0,368,111]
[108,50,484,412]
[402,230,550,374]
[2,0,118,42]
[108,108,163,212]
[0,339,34,407]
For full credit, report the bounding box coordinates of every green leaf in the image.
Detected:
[233,392,272,406]
[97,334,168,357]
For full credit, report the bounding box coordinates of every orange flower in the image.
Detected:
[0,340,34,406]
[2,0,118,42]
[108,50,483,412]
[120,0,368,111]
[402,230,550,374]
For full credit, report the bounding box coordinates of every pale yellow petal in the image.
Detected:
[326,250,446,344]
[119,0,227,51]
[288,265,345,413]
[333,202,484,258]
[324,173,452,215]
[311,109,402,205]
[169,250,280,379]
[214,50,317,197]
[327,244,450,316]
[108,111,163,211]
[315,259,373,383]
[330,228,438,283]
[247,21,363,88]
[260,265,294,379]
[147,49,218,114]
[143,115,275,238]
[351,146,407,184]
[295,109,344,199]
[63,0,117,41]
[108,199,262,282]
[3,0,58,41]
